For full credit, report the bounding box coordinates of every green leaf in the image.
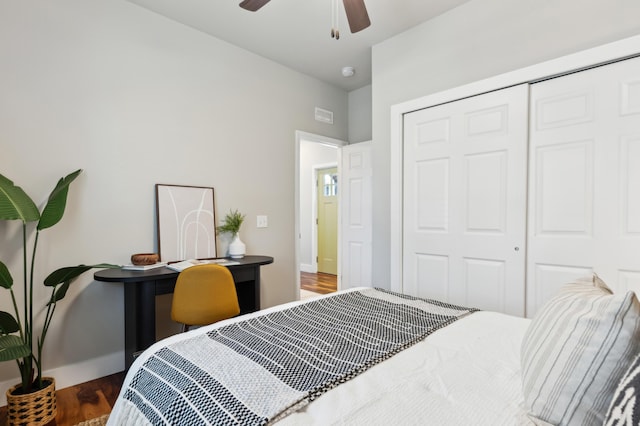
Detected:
[0,311,20,334]
[217,209,245,235]
[0,335,30,362]
[0,261,12,289]
[37,169,82,231]
[0,174,40,223]
[48,281,71,305]
[44,263,119,287]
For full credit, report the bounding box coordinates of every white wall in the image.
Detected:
[370,0,640,288]
[348,85,372,143]
[0,0,347,395]
[298,141,339,272]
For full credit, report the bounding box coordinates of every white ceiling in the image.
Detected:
[128,0,472,92]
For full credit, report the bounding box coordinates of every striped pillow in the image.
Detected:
[521,274,640,425]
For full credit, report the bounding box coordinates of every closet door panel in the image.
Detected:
[622,134,640,234]
[528,56,640,316]
[531,264,593,309]
[403,84,528,316]
[535,140,594,235]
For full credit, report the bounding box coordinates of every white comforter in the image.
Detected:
[109,288,534,425]
[280,308,533,425]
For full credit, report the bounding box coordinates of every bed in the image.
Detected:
[108,277,640,426]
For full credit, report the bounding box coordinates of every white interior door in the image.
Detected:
[340,141,372,289]
[403,84,529,316]
[527,56,640,316]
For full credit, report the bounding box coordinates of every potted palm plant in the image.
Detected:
[0,169,115,425]
[217,209,246,258]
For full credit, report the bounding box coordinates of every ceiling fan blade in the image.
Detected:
[239,0,271,12]
[343,0,371,33]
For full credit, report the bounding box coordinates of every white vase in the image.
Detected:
[228,234,246,259]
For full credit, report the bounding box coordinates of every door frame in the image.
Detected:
[295,131,346,300]
[389,34,640,294]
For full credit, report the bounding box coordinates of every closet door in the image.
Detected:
[403,84,528,316]
[527,56,640,316]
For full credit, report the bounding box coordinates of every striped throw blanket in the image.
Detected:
[110,288,477,425]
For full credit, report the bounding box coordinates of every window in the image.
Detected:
[323,172,338,197]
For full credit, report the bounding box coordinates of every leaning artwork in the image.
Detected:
[155,184,217,263]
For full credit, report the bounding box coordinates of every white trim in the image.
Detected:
[337,147,343,291]
[295,131,346,300]
[0,350,123,406]
[300,263,316,273]
[390,106,404,294]
[389,34,640,292]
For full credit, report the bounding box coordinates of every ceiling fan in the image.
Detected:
[239,0,371,35]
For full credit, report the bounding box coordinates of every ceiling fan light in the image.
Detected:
[342,66,355,77]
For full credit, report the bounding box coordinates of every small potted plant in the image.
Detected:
[0,170,116,425]
[217,209,246,258]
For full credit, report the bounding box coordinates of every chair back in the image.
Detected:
[171,264,240,327]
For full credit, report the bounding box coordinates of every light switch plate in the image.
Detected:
[257,215,268,228]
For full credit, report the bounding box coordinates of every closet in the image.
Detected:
[402,55,640,318]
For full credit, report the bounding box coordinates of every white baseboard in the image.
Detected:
[300,264,317,273]
[0,351,124,406]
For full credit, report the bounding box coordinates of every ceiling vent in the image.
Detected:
[314,107,334,124]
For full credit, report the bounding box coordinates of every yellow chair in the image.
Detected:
[171,264,240,331]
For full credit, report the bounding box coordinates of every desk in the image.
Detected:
[94,255,273,369]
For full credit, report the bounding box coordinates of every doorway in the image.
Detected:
[295,131,345,301]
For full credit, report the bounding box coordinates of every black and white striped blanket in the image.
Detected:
[110,288,478,425]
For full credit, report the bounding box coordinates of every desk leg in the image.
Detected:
[231,266,261,314]
[124,280,157,369]
[253,266,261,310]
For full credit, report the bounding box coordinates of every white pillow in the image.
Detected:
[521,274,640,425]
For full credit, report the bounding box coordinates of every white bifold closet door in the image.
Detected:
[527,56,640,316]
[403,84,529,316]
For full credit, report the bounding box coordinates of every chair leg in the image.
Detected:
[182,323,189,333]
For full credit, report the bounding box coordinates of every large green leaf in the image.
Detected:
[48,281,70,305]
[0,261,12,289]
[0,335,30,362]
[37,169,82,231]
[0,174,40,223]
[43,263,119,287]
[0,311,20,334]
[44,264,117,304]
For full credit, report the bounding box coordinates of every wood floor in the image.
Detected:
[300,271,337,294]
[0,371,126,426]
[0,275,335,425]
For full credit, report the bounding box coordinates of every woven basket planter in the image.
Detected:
[6,377,57,426]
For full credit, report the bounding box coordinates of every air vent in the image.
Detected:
[315,107,334,124]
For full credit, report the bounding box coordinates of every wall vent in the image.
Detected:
[315,107,334,124]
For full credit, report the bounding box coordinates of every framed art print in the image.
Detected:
[156,184,217,263]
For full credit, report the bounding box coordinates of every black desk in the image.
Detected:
[94,255,273,369]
